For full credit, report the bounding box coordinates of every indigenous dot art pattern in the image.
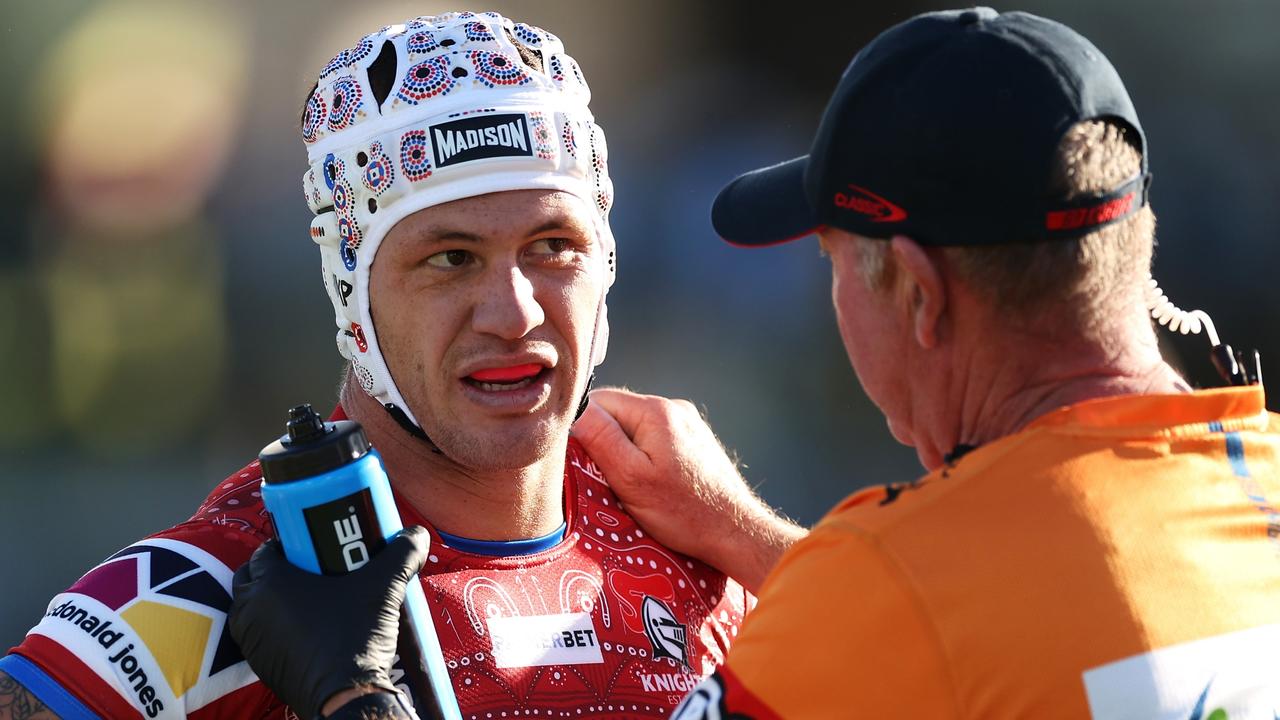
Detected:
[331,161,363,250]
[400,130,432,182]
[353,359,375,392]
[398,56,456,104]
[302,92,326,144]
[346,36,376,66]
[568,57,586,87]
[327,76,363,132]
[362,142,395,196]
[306,168,322,207]
[589,132,610,213]
[447,107,498,118]
[467,50,530,88]
[512,23,544,47]
[331,165,350,212]
[464,21,495,42]
[549,55,566,82]
[529,111,555,161]
[562,121,577,158]
[320,48,349,79]
[406,30,439,56]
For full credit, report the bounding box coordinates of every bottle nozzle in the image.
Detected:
[285,404,327,443]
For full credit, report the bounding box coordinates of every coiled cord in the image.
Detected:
[1144,276,1220,347]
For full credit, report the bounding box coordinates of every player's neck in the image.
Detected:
[340,379,566,542]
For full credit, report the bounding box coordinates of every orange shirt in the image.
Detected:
[673,387,1280,718]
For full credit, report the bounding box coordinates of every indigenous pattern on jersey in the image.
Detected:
[672,387,1280,719]
[10,434,747,719]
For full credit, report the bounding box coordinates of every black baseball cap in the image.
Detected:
[712,7,1151,247]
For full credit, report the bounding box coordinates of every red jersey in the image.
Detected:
[8,436,749,719]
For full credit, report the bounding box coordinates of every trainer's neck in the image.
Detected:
[928,307,1190,469]
[340,379,566,542]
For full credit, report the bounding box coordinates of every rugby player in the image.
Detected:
[0,12,748,720]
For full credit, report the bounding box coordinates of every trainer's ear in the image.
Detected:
[889,236,945,349]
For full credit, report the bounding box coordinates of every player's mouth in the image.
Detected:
[463,363,549,392]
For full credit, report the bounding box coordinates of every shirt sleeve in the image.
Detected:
[0,654,103,720]
[7,526,284,720]
[671,521,960,719]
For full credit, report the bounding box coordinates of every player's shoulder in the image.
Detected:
[183,458,274,539]
[564,436,750,631]
[564,435,626,514]
[7,458,280,719]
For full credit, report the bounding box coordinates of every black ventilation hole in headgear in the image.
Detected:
[367,39,398,108]
[452,67,468,78]
[356,152,368,167]
[368,198,378,213]
[440,38,455,47]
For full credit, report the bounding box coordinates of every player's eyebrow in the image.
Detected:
[525,215,591,238]
[415,212,591,244]
[418,227,484,243]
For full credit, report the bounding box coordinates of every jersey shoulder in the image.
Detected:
[8,459,282,720]
[565,437,752,668]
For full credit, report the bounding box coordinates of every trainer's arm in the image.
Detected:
[0,671,60,720]
[573,388,807,593]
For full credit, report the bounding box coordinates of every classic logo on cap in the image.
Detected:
[833,184,908,223]
[430,113,534,168]
[642,595,688,667]
[1045,191,1136,232]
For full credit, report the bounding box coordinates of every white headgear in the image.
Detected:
[301,11,615,429]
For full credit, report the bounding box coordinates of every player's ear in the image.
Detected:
[889,235,945,349]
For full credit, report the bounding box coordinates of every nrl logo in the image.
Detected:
[642,596,688,667]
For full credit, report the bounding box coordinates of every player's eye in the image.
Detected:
[528,238,572,256]
[425,249,472,268]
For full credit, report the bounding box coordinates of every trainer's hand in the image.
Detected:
[229,526,430,720]
[573,388,807,593]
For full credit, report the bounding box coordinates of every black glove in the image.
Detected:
[229,526,430,720]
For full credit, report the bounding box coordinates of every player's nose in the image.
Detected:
[471,263,545,340]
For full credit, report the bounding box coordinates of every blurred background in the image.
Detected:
[2,0,1277,645]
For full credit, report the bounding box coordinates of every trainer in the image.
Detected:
[575,7,1280,718]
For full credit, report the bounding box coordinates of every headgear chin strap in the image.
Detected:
[301,11,616,433]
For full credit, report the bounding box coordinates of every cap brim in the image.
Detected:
[711,156,819,247]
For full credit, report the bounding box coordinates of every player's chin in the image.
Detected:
[450,413,571,470]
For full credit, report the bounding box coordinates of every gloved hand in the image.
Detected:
[229,526,430,720]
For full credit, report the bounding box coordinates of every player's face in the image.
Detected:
[818,229,918,450]
[369,189,604,471]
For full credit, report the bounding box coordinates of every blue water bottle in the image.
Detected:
[258,404,461,720]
